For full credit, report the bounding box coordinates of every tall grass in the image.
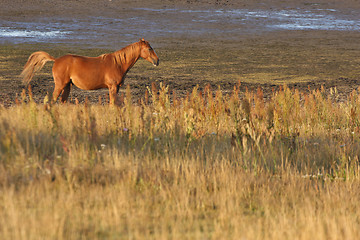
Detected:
[1,84,360,239]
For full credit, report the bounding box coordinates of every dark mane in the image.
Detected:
[109,42,141,65]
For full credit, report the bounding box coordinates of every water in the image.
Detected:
[0,7,359,47]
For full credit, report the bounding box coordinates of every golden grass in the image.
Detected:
[1,84,360,239]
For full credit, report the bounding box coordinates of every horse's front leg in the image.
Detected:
[108,84,120,105]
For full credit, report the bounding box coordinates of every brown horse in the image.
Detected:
[21,39,159,104]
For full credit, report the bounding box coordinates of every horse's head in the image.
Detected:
[139,39,159,66]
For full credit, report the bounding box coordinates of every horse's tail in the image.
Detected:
[20,51,56,85]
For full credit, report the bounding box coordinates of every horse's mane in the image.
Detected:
[103,42,141,65]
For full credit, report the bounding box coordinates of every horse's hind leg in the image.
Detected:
[52,82,71,103]
[52,86,63,102]
[52,71,71,103]
[52,83,70,103]
[60,82,72,103]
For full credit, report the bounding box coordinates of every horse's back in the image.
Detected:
[53,55,104,75]
[55,54,101,67]
[53,54,110,90]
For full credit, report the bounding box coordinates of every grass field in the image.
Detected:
[1,84,360,239]
[2,0,360,238]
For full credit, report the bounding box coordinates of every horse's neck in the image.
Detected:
[113,43,141,72]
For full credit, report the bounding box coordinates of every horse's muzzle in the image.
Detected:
[153,58,159,66]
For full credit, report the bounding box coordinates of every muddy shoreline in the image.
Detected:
[1,0,360,106]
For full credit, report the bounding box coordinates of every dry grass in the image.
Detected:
[1,84,360,239]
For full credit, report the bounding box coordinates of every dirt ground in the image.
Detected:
[1,0,360,106]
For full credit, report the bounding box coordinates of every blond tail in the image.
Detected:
[20,51,55,85]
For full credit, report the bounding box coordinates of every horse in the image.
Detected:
[20,39,159,104]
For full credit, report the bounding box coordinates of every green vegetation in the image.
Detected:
[1,84,360,239]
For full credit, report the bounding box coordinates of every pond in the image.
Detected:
[1,7,359,47]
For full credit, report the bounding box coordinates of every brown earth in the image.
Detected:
[0,0,360,106]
